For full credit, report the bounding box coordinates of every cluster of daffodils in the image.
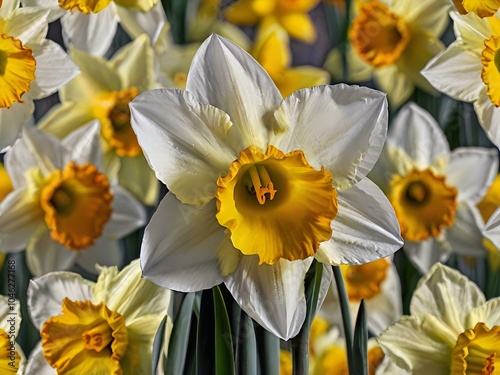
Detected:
[2,0,500,373]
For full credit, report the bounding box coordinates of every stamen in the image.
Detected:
[483,353,495,375]
[246,165,277,205]
[82,320,113,352]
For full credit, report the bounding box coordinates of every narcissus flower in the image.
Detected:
[452,0,500,17]
[372,102,498,273]
[422,10,500,148]
[25,260,172,374]
[0,296,24,374]
[224,0,320,43]
[252,24,330,97]
[346,0,449,107]
[0,123,146,276]
[21,0,162,56]
[0,163,13,203]
[0,1,79,150]
[130,35,402,340]
[38,35,159,205]
[378,263,500,374]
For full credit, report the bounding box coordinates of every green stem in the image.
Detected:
[255,325,280,375]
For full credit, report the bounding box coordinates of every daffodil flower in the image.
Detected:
[130,34,403,340]
[344,0,449,107]
[452,0,500,18]
[0,162,13,203]
[378,263,500,374]
[37,35,160,205]
[321,257,402,336]
[252,24,330,97]
[21,0,162,56]
[25,260,172,374]
[0,122,146,276]
[372,102,498,273]
[0,296,24,374]
[0,0,79,150]
[224,0,320,43]
[422,10,500,149]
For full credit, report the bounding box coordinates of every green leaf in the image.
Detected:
[213,286,236,375]
[255,325,280,375]
[160,0,188,44]
[239,312,257,375]
[165,292,196,375]
[352,300,368,375]
[152,315,167,375]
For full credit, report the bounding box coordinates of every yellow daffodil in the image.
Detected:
[224,0,320,43]
[476,175,500,270]
[0,162,13,203]
[37,35,159,206]
[378,263,500,374]
[0,296,24,374]
[130,34,402,340]
[0,123,146,276]
[21,0,161,56]
[341,0,449,107]
[0,0,79,150]
[422,10,500,149]
[25,260,172,374]
[372,103,497,273]
[252,24,330,97]
[452,0,500,18]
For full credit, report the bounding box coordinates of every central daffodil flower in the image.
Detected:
[130,35,402,340]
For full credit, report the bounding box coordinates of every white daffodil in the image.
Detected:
[0,122,146,276]
[21,0,162,56]
[37,34,160,206]
[0,0,79,151]
[372,102,498,274]
[25,259,172,374]
[130,34,403,340]
[343,0,449,107]
[422,10,500,148]
[0,296,25,374]
[378,263,500,374]
[321,257,402,336]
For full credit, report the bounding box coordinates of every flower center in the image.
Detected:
[451,323,500,374]
[173,72,188,89]
[215,145,338,265]
[349,1,410,68]
[340,258,390,301]
[95,87,141,157]
[0,33,36,108]
[482,36,500,107]
[389,169,458,242]
[58,0,112,13]
[0,329,21,374]
[41,298,128,375]
[40,162,113,250]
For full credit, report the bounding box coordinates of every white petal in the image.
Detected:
[316,178,403,265]
[373,65,414,108]
[29,40,80,100]
[6,7,49,45]
[404,238,449,274]
[272,85,388,190]
[75,237,123,274]
[24,343,56,375]
[37,103,96,139]
[28,272,94,330]
[387,102,449,169]
[225,255,311,340]
[141,193,225,292]
[116,2,166,43]
[0,189,43,252]
[61,121,102,167]
[19,126,65,175]
[116,155,159,206]
[377,316,452,374]
[93,259,171,321]
[446,148,498,204]
[483,208,500,249]
[0,0,20,19]
[473,89,500,149]
[104,185,146,239]
[0,98,34,152]
[451,11,492,50]
[186,34,282,150]
[465,297,500,330]
[410,263,485,335]
[421,42,483,103]
[110,34,155,90]
[27,231,79,276]
[130,89,237,206]
[61,7,118,56]
[0,296,21,336]
[395,0,449,38]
